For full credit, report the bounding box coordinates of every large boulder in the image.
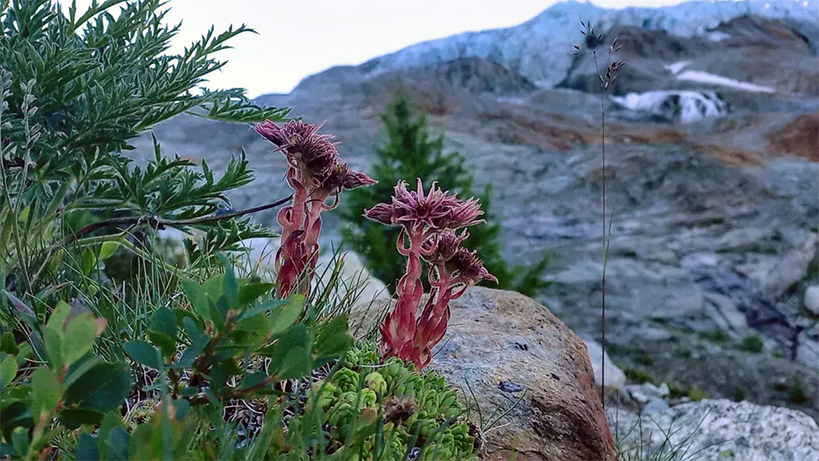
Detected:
[427,287,618,461]
[608,399,819,461]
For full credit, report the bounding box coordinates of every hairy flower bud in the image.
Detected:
[447,248,497,285]
[342,169,377,190]
[364,203,395,224]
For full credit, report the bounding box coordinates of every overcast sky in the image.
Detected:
[69,0,690,97]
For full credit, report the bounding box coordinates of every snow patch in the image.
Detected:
[707,31,731,42]
[611,90,729,124]
[676,70,776,93]
[664,60,691,75]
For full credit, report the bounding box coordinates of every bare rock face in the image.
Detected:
[427,287,618,461]
[609,399,819,461]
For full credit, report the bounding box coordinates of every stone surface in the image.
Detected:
[427,287,618,461]
[314,251,390,305]
[608,399,819,461]
[805,285,819,316]
[580,337,627,394]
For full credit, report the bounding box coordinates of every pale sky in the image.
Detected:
[67,0,689,97]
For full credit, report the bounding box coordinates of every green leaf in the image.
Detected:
[105,427,130,461]
[238,371,266,390]
[181,280,211,321]
[262,324,311,378]
[146,332,177,358]
[59,408,104,429]
[235,299,286,323]
[98,241,121,261]
[0,355,18,388]
[278,347,312,380]
[219,254,239,307]
[98,412,126,461]
[31,368,61,421]
[173,399,191,420]
[0,402,33,443]
[149,308,178,339]
[11,427,29,459]
[237,282,275,307]
[75,433,100,461]
[210,297,227,333]
[314,314,353,360]
[81,249,97,276]
[123,340,162,370]
[62,313,97,365]
[174,327,208,369]
[270,295,304,334]
[63,355,101,389]
[64,362,131,413]
[43,327,63,370]
[0,333,19,356]
[46,301,72,333]
[202,274,225,301]
[232,313,268,348]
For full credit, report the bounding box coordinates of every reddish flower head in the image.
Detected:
[255,120,338,177]
[388,179,458,231]
[446,247,497,285]
[426,230,469,263]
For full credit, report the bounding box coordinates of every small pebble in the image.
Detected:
[498,380,524,393]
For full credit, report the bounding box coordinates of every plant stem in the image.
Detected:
[592,48,608,410]
[63,193,293,245]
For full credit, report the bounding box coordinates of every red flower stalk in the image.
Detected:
[256,120,375,298]
[364,179,496,367]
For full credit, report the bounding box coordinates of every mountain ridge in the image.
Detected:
[284,0,817,97]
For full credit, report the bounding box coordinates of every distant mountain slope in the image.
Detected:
[304,0,817,91]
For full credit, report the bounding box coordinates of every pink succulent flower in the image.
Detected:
[364,178,495,368]
[256,119,375,298]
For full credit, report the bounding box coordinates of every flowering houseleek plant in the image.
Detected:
[255,120,376,298]
[365,179,496,367]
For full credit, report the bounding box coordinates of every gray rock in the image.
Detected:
[626,382,669,405]
[581,337,627,394]
[804,285,819,316]
[641,398,670,414]
[608,399,819,461]
[757,235,819,299]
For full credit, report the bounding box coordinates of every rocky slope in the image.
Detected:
[131,1,819,421]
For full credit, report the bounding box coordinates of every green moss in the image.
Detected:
[668,383,706,401]
[687,385,706,401]
[740,334,764,353]
[623,368,655,385]
[732,387,745,402]
[787,378,809,405]
[702,330,730,344]
[635,351,654,366]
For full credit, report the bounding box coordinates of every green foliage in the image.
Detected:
[279,341,478,460]
[702,331,730,344]
[0,0,288,298]
[623,367,655,385]
[341,95,550,296]
[740,334,763,353]
[0,295,131,459]
[667,384,705,402]
[774,377,809,404]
